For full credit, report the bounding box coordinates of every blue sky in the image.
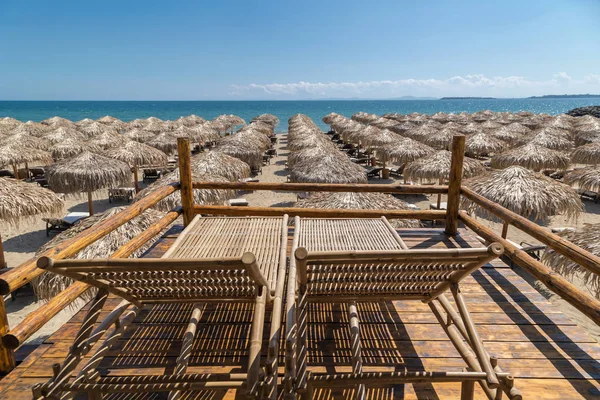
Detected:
[1,0,599,100]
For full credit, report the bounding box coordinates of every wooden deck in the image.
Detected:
[2,226,600,399]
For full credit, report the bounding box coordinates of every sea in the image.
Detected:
[1,99,599,132]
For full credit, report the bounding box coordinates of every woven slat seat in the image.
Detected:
[34,215,289,400]
[285,217,517,400]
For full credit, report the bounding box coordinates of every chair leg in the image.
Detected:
[348,302,365,400]
[461,380,475,400]
[247,288,267,399]
[296,286,309,395]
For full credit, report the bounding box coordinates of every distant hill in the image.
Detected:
[529,94,600,99]
[440,97,496,100]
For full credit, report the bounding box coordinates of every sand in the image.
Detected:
[3,133,600,346]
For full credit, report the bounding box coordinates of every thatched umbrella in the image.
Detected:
[33,206,166,300]
[542,224,600,298]
[0,178,64,267]
[491,143,570,171]
[251,114,279,128]
[89,129,127,149]
[146,116,163,124]
[42,126,86,144]
[134,171,234,212]
[189,123,221,145]
[41,116,74,128]
[78,121,111,138]
[75,118,95,127]
[104,141,168,192]
[46,152,131,215]
[517,128,573,150]
[294,192,421,228]
[422,128,461,150]
[4,130,51,151]
[145,120,168,133]
[190,151,251,181]
[461,166,582,238]
[97,115,121,125]
[7,121,48,136]
[123,128,156,143]
[322,113,343,125]
[288,134,337,152]
[563,168,600,194]
[49,139,102,160]
[404,150,486,208]
[491,124,529,144]
[352,112,379,124]
[378,137,435,178]
[0,143,53,179]
[0,117,21,132]
[465,132,507,157]
[177,114,206,127]
[571,142,600,165]
[290,154,368,184]
[146,132,179,154]
[126,118,148,129]
[214,136,264,169]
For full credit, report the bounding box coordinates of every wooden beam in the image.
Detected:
[177,138,194,227]
[0,297,15,372]
[1,208,182,350]
[192,181,448,194]
[459,211,600,326]
[445,135,466,236]
[193,205,447,220]
[462,186,600,277]
[0,183,178,296]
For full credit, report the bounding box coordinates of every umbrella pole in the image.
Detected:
[12,164,19,180]
[437,177,443,209]
[133,165,140,193]
[501,221,509,239]
[0,233,6,268]
[87,191,94,216]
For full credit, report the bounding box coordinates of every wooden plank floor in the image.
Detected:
[2,225,600,399]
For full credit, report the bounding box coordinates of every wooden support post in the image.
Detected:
[12,164,19,181]
[445,135,466,236]
[0,234,6,268]
[501,221,509,239]
[177,138,194,227]
[461,380,475,400]
[87,191,94,216]
[133,165,140,193]
[0,297,15,372]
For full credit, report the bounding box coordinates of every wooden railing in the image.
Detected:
[0,136,599,376]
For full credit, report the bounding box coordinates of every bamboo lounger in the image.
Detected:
[31,214,290,400]
[285,217,521,400]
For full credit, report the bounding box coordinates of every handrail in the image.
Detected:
[192,181,448,194]
[0,183,179,296]
[461,186,600,278]
[1,207,182,350]
[193,205,447,220]
[459,211,600,326]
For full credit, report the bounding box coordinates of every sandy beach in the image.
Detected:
[3,132,600,347]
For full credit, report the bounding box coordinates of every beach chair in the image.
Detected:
[252,165,263,175]
[389,166,404,178]
[42,211,90,236]
[263,154,271,165]
[108,187,135,203]
[32,215,290,400]
[266,148,277,158]
[0,169,14,178]
[285,217,518,400]
[142,168,161,183]
[365,166,382,179]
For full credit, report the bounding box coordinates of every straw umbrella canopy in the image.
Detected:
[97,115,120,125]
[378,137,435,166]
[404,150,486,183]
[46,151,131,215]
[146,132,179,154]
[362,128,399,149]
[422,129,462,150]
[288,133,337,152]
[4,131,51,151]
[103,141,168,192]
[177,114,206,127]
[78,121,111,138]
[571,142,600,165]
[322,113,344,125]
[42,126,86,144]
[41,116,74,128]
[75,118,95,127]
[251,114,279,128]
[123,127,156,143]
[0,117,21,132]
[542,224,600,297]
[491,143,570,171]
[213,138,263,169]
[125,118,148,129]
[145,120,168,133]
[465,132,508,157]
[352,112,379,124]
[189,123,221,144]
[517,128,573,150]
[461,166,582,237]
[49,139,103,160]
[191,151,251,181]
[33,206,166,300]
[0,143,53,178]
[88,129,127,149]
[460,122,482,135]
[146,116,163,124]
[246,121,275,137]
[7,121,48,136]
[290,153,368,184]
[294,192,421,228]
[0,177,64,267]
[563,168,600,193]
[491,124,529,144]
[134,171,235,212]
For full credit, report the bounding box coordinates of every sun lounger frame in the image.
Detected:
[284,217,520,400]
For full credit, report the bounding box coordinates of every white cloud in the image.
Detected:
[231,72,598,98]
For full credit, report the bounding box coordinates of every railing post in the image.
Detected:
[177,138,195,227]
[445,135,466,236]
[0,297,15,372]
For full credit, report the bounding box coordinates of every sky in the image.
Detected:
[0,0,599,100]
